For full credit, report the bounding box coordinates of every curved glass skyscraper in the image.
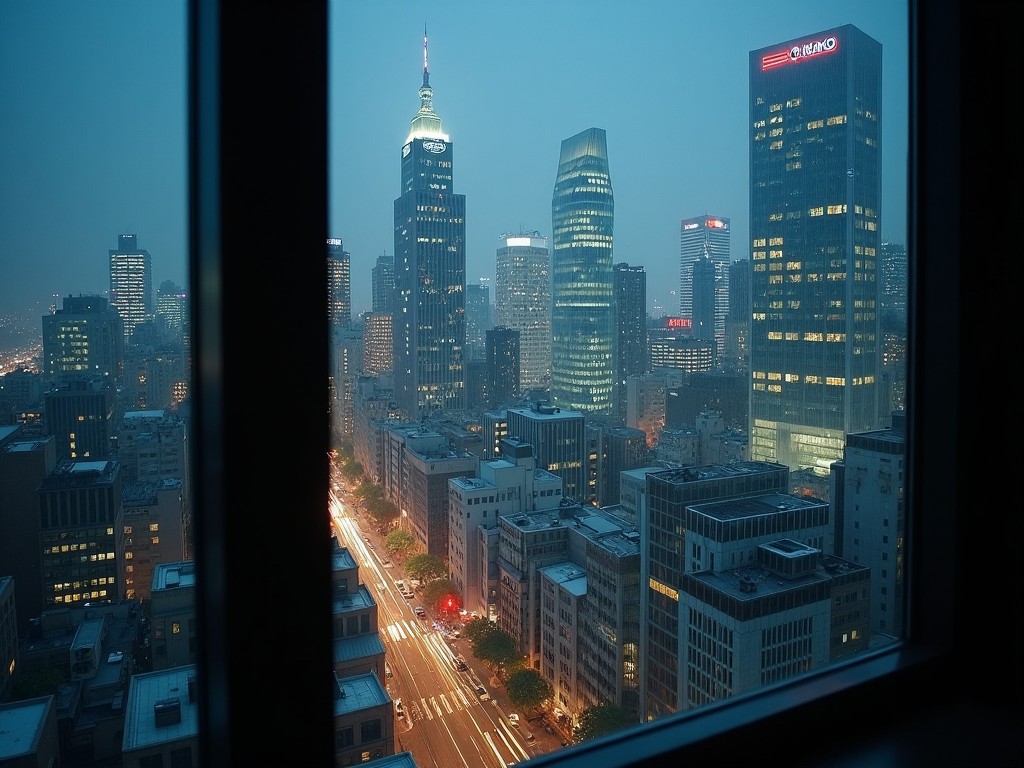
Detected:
[550,127,614,414]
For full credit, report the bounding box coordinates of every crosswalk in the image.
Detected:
[411,689,480,721]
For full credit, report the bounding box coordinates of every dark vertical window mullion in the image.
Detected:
[191,1,333,764]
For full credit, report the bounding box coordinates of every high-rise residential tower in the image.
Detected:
[749,26,882,471]
[494,232,551,391]
[109,234,153,347]
[326,238,351,328]
[392,28,466,419]
[679,216,730,362]
[551,127,615,415]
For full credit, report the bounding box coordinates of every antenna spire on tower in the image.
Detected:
[422,24,429,87]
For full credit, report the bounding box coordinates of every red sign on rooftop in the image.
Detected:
[761,34,838,71]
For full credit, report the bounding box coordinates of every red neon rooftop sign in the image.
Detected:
[761,34,838,71]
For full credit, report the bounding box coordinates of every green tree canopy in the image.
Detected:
[462,616,497,644]
[506,668,553,712]
[471,625,521,669]
[422,578,460,612]
[404,553,447,582]
[573,702,633,744]
[384,529,416,556]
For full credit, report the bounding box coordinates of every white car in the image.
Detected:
[508,713,520,727]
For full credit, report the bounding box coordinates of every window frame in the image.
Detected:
[190,1,1017,766]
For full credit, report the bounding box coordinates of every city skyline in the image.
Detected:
[1,1,907,326]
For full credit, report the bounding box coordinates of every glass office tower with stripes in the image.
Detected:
[550,127,615,415]
[748,25,882,471]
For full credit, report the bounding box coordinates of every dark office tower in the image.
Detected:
[43,377,117,460]
[109,234,153,348]
[486,327,520,409]
[327,238,352,328]
[371,252,394,313]
[155,280,189,348]
[42,294,124,379]
[465,282,491,361]
[551,127,615,415]
[749,26,882,470]
[879,241,907,330]
[36,459,124,609]
[679,216,730,362]
[725,258,750,370]
[0,426,57,631]
[393,29,466,419]
[691,256,717,352]
[613,263,648,423]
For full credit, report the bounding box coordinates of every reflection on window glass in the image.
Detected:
[0,0,193,762]
[327,1,907,762]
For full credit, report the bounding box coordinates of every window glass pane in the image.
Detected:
[0,0,193,760]
[327,1,906,764]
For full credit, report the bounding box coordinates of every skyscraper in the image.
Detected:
[613,263,647,422]
[42,294,124,379]
[551,128,614,415]
[494,232,551,391]
[371,252,394,314]
[749,26,882,471]
[485,326,519,409]
[679,216,730,362]
[392,29,466,419]
[109,233,153,347]
[326,238,351,328]
[464,282,491,361]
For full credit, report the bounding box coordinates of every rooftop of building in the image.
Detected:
[0,435,51,453]
[331,542,358,571]
[690,549,869,601]
[360,752,418,768]
[38,459,119,489]
[333,632,387,663]
[652,460,787,486]
[333,671,389,716]
[689,492,826,522]
[153,561,196,591]
[0,696,51,760]
[122,665,199,753]
[332,584,376,615]
[538,562,588,596]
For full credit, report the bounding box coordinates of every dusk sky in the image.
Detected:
[1,1,907,326]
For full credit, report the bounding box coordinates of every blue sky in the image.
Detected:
[1,1,907,324]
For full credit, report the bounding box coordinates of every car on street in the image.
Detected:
[394,699,404,718]
[508,714,520,727]
[414,606,426,618]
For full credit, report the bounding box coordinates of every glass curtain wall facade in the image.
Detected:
[109,234,153,348]
[748,25,882,471]
[495,232,552,391]
[392,31,466,419]
[679,216,731,362]
[550,127,615,415]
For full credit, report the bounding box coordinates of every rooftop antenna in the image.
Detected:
[422,24,429,88]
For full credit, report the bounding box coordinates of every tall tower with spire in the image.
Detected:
[392,26,466,419]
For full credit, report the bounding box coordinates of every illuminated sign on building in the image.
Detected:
[422,140,446,153]
[403,143,411,157]
[682,223,699,231]
[665,317,692,330]
[761,35,839,71]
[326,238,342,246]
[705,218,727,229]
